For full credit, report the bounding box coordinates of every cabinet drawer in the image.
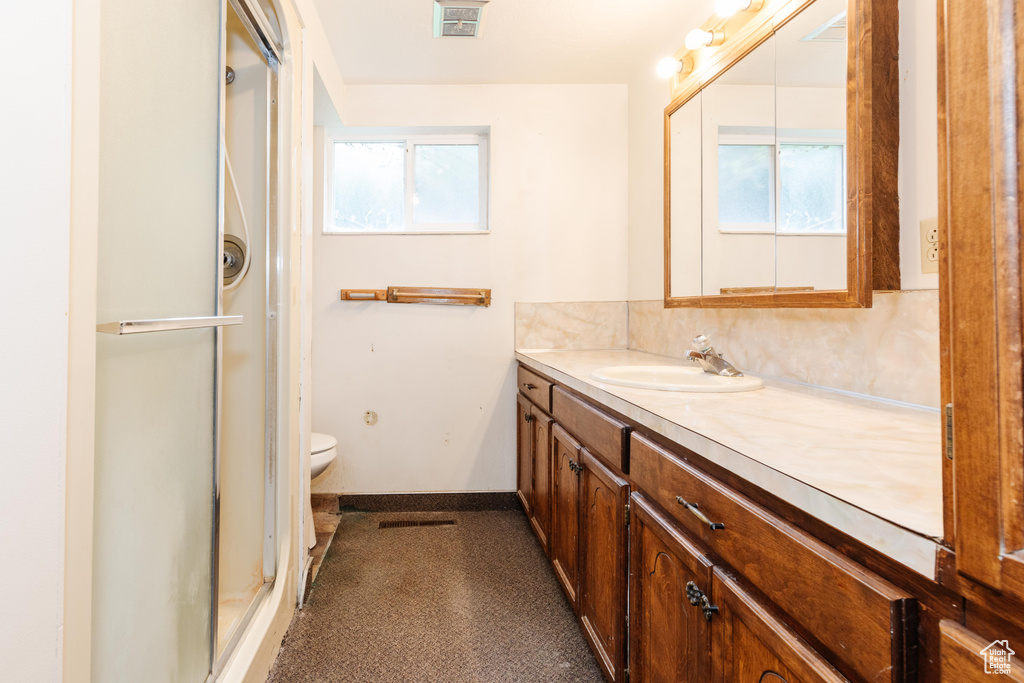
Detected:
[552,386,629,473]
[630,433,913,683]
[517,366,552,412]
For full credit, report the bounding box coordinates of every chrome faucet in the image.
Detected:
[685,333,744,377]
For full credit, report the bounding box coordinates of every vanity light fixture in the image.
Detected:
[684,28,725,50]
[714,0,763,18]
[656,56,694,79]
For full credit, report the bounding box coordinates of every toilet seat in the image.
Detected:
[311,432,337,455]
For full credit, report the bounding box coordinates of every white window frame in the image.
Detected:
[323,131,490,235]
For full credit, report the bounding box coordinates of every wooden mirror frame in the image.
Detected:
[663,0,900,308]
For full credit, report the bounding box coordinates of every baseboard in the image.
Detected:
[336,491,519,512]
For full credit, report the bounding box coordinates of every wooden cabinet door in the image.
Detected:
[939,619,1024,681]
[516,393,533,516]
[629,492,713,683]
[551,424,582,610]
[941,0,1024,597]
[529,409,554,555]
[579,448,630,682]
[711,568,848,683]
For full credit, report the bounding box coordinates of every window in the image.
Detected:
[325,131,489,234]
[778,143,845,234]
[717,142,776,233]
[717,128,845,235]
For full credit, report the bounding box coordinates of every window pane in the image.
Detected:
[414,144,480,225]
[779,144,845,233]
[332,142,405,232]
[718,145,774,226]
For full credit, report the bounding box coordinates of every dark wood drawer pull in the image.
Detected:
[523,382,536,390]
[676,496,725,531]
[685,581,719,622]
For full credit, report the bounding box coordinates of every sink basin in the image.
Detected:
[590,365,764,393]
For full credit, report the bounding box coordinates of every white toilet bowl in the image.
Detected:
[310,432,338,479]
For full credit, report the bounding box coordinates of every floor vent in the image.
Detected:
[379,520,457,529]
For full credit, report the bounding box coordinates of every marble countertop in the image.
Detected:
[515,348,944,578]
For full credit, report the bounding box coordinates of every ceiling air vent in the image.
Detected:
[802,11,847,42]
[433,0,489,38]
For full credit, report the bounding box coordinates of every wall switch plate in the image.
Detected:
[920,217,939,274]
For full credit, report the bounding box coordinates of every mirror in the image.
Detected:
[664,0,899,307]
[701,36,777,296]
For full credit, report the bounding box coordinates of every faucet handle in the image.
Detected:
[692,333,716,357]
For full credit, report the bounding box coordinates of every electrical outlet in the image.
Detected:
[920,217,939,274]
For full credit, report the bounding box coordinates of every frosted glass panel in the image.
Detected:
[331,142,405,231]
[779,144,845,233]
[413,144,480,224]
[219,6,269,659]
[717,145,774,226]
[93,0,220,680]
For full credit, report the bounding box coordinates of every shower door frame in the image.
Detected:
[211,0,284,676]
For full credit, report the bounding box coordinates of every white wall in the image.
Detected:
[312,84,629,494]
[0,3,73,680]
[629,0,941,298]
[898,0,940,289]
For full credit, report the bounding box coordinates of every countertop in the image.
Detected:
[515,348,944,578]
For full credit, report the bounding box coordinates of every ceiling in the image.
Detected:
[312,0,714,84]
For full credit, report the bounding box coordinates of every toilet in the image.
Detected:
[305,432,339,550]
[310,432,338,479]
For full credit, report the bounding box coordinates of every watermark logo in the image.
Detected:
[981,640,1015,675]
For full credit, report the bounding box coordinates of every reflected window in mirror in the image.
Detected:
[717,137,775,234]
[779,139,846,234]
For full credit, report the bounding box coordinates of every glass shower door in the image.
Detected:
[92,0,224,680]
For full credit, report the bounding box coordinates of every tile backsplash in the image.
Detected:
[515,302,628,350]
[628,291,940,408]
[515,291,940,408]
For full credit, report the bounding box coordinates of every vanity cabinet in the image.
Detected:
[630,432,913,683]
[552,385,630,473]
[517,389,554,555]
[711,569,848,683]
[629,493,712,683]
[578,449,630,682]
[938,620,1024,681]
[515,393,533,517]
[551,424,582,609]
[529,409,553,553]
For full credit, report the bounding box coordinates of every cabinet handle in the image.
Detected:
[523,383,536,390]
[685,581,719,622]
[676,496,725,531]
[568,459,580,474]
[524,413,533,422]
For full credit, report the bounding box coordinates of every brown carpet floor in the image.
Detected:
[266,510,604,683]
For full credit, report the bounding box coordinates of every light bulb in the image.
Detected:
[714,0,748,17]
[656,57,683,79]
[715,0,761,16]
[685,28,714,50]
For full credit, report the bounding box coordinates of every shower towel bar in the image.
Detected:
[339,289,387,301]
[339,287,491,307]
[97,315,244,335]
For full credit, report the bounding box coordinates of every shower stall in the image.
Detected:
[91,0,287,679]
